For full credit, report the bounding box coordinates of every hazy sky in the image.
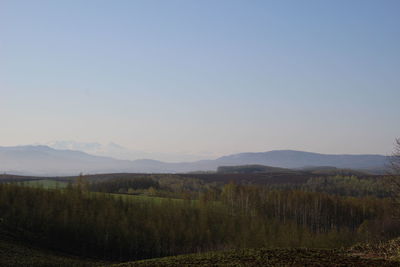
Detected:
[1,0,399,158]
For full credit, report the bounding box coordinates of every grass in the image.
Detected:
[109,248,400,267]
[13,180,184,204]
[14,179,185,203]
[17,179,69,189]
[108,193,191,204]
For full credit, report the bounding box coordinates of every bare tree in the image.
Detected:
[391,138,400,175]
[388,138,400,218]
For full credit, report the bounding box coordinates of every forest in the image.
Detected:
[0,171,399,264]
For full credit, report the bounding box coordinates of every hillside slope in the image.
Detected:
[110,248,399,267]
[0,239,104,267]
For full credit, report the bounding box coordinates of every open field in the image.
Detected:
[12,178,185,203]
[17,179,69,189]
[107,193,188,203]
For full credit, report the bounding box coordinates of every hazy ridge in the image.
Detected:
[0,145,388,176]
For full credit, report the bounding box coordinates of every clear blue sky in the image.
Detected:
[1,0,399,157]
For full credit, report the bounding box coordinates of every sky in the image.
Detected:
[0,0,399,160]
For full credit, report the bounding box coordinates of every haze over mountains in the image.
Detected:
[44,141,212,162]
[0,145,389,176]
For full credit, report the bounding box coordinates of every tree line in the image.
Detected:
[0,181,398,261]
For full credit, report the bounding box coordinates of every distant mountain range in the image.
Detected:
[43,141,211,162]
[0,145,389,176]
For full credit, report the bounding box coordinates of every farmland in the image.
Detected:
[1,240,399,267]
[113,248,399,267]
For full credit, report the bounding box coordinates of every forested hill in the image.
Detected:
[215,150,388,171]
[216,164,371,176]
[217,165,297,174]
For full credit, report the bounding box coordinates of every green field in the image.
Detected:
[109,193,178,202]
[15,179,191,206]
[18,179,69,189]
